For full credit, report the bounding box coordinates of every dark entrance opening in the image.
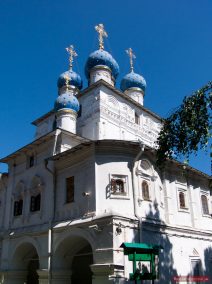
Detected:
[71,244,93,284]
[26,257,39,284]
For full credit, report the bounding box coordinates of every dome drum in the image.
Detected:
[124,87,144,105]
[56,108,77,134]
[125,86,145,94]
[89,65,114,86]
[56,108,78,116]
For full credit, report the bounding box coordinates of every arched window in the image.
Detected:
[66,176,75,203]
[135,113,139,124]
[30,193,41,212]
[14,199,23,216]
[13,182,24,216]
[142,181,150,200]
[30,176,42,213]
[179,192,186,208]
[201,195,209,215]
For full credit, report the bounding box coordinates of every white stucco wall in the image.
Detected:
[77,84,161,147]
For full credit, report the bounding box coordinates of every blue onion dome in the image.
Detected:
[85,49,119,79]
[120,71,146,92]
[57,70,83,90]
[54,91,80,112]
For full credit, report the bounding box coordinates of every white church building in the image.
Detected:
[0,24,211,284]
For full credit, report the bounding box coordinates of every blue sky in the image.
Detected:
[0,0,211,174]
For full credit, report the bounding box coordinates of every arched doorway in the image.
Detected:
[71,244,93,284]
[11,242,39,284]
[54,235,94,284]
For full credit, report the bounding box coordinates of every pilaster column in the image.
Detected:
[91,264,124,284]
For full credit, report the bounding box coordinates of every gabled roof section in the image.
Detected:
[48,141,93,161]
[0,130,56,163]
[31,110,55,126]
[0,128,90,163]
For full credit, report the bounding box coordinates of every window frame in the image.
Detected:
[13,199,23,216]
[30,193,41,212]
[26,153,36,169]
[177,188,189,212]
[142,180,151,201]
[66,176,75,204]
[179,191,186,209]
[200,192,210,216]
[135,112,140,125]
[109,174,129,199]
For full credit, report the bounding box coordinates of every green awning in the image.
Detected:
[120,242,163,254]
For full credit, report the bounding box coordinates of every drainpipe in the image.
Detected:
[43,129,60,283]
[131,141,145,243]
[52,129,61,156]
[45,159,56,284]
[45,160,55,284]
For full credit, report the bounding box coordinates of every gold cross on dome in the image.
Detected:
[126,47,136,72]
[66,45,78,70]
[95,23,108,50]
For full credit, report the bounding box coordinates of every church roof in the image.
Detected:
[48,139,210,180]
[0,129,90,163]
[31,110,55,126]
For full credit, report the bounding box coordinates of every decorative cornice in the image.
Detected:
[142,220,212,240]
[78,79,162,121]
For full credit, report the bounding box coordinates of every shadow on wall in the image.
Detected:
[140,201,212,283]
[141,202,178,283]
[184,247,212,282]
[203,247,212,280]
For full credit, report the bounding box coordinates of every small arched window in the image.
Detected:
[30,193,41,212]
[179,192,186,208]
[135,113,139,125]
[201,195,209,215]
[14,199,23,216]
[30,176,42,212]
[142,181,150,200]
[13,181,24,216]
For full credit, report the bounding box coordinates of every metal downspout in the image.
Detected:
[131,142,145,243]
[44,130,59,284]
[45,160,56,284]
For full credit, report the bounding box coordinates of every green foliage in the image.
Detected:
[156,82,212,172]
